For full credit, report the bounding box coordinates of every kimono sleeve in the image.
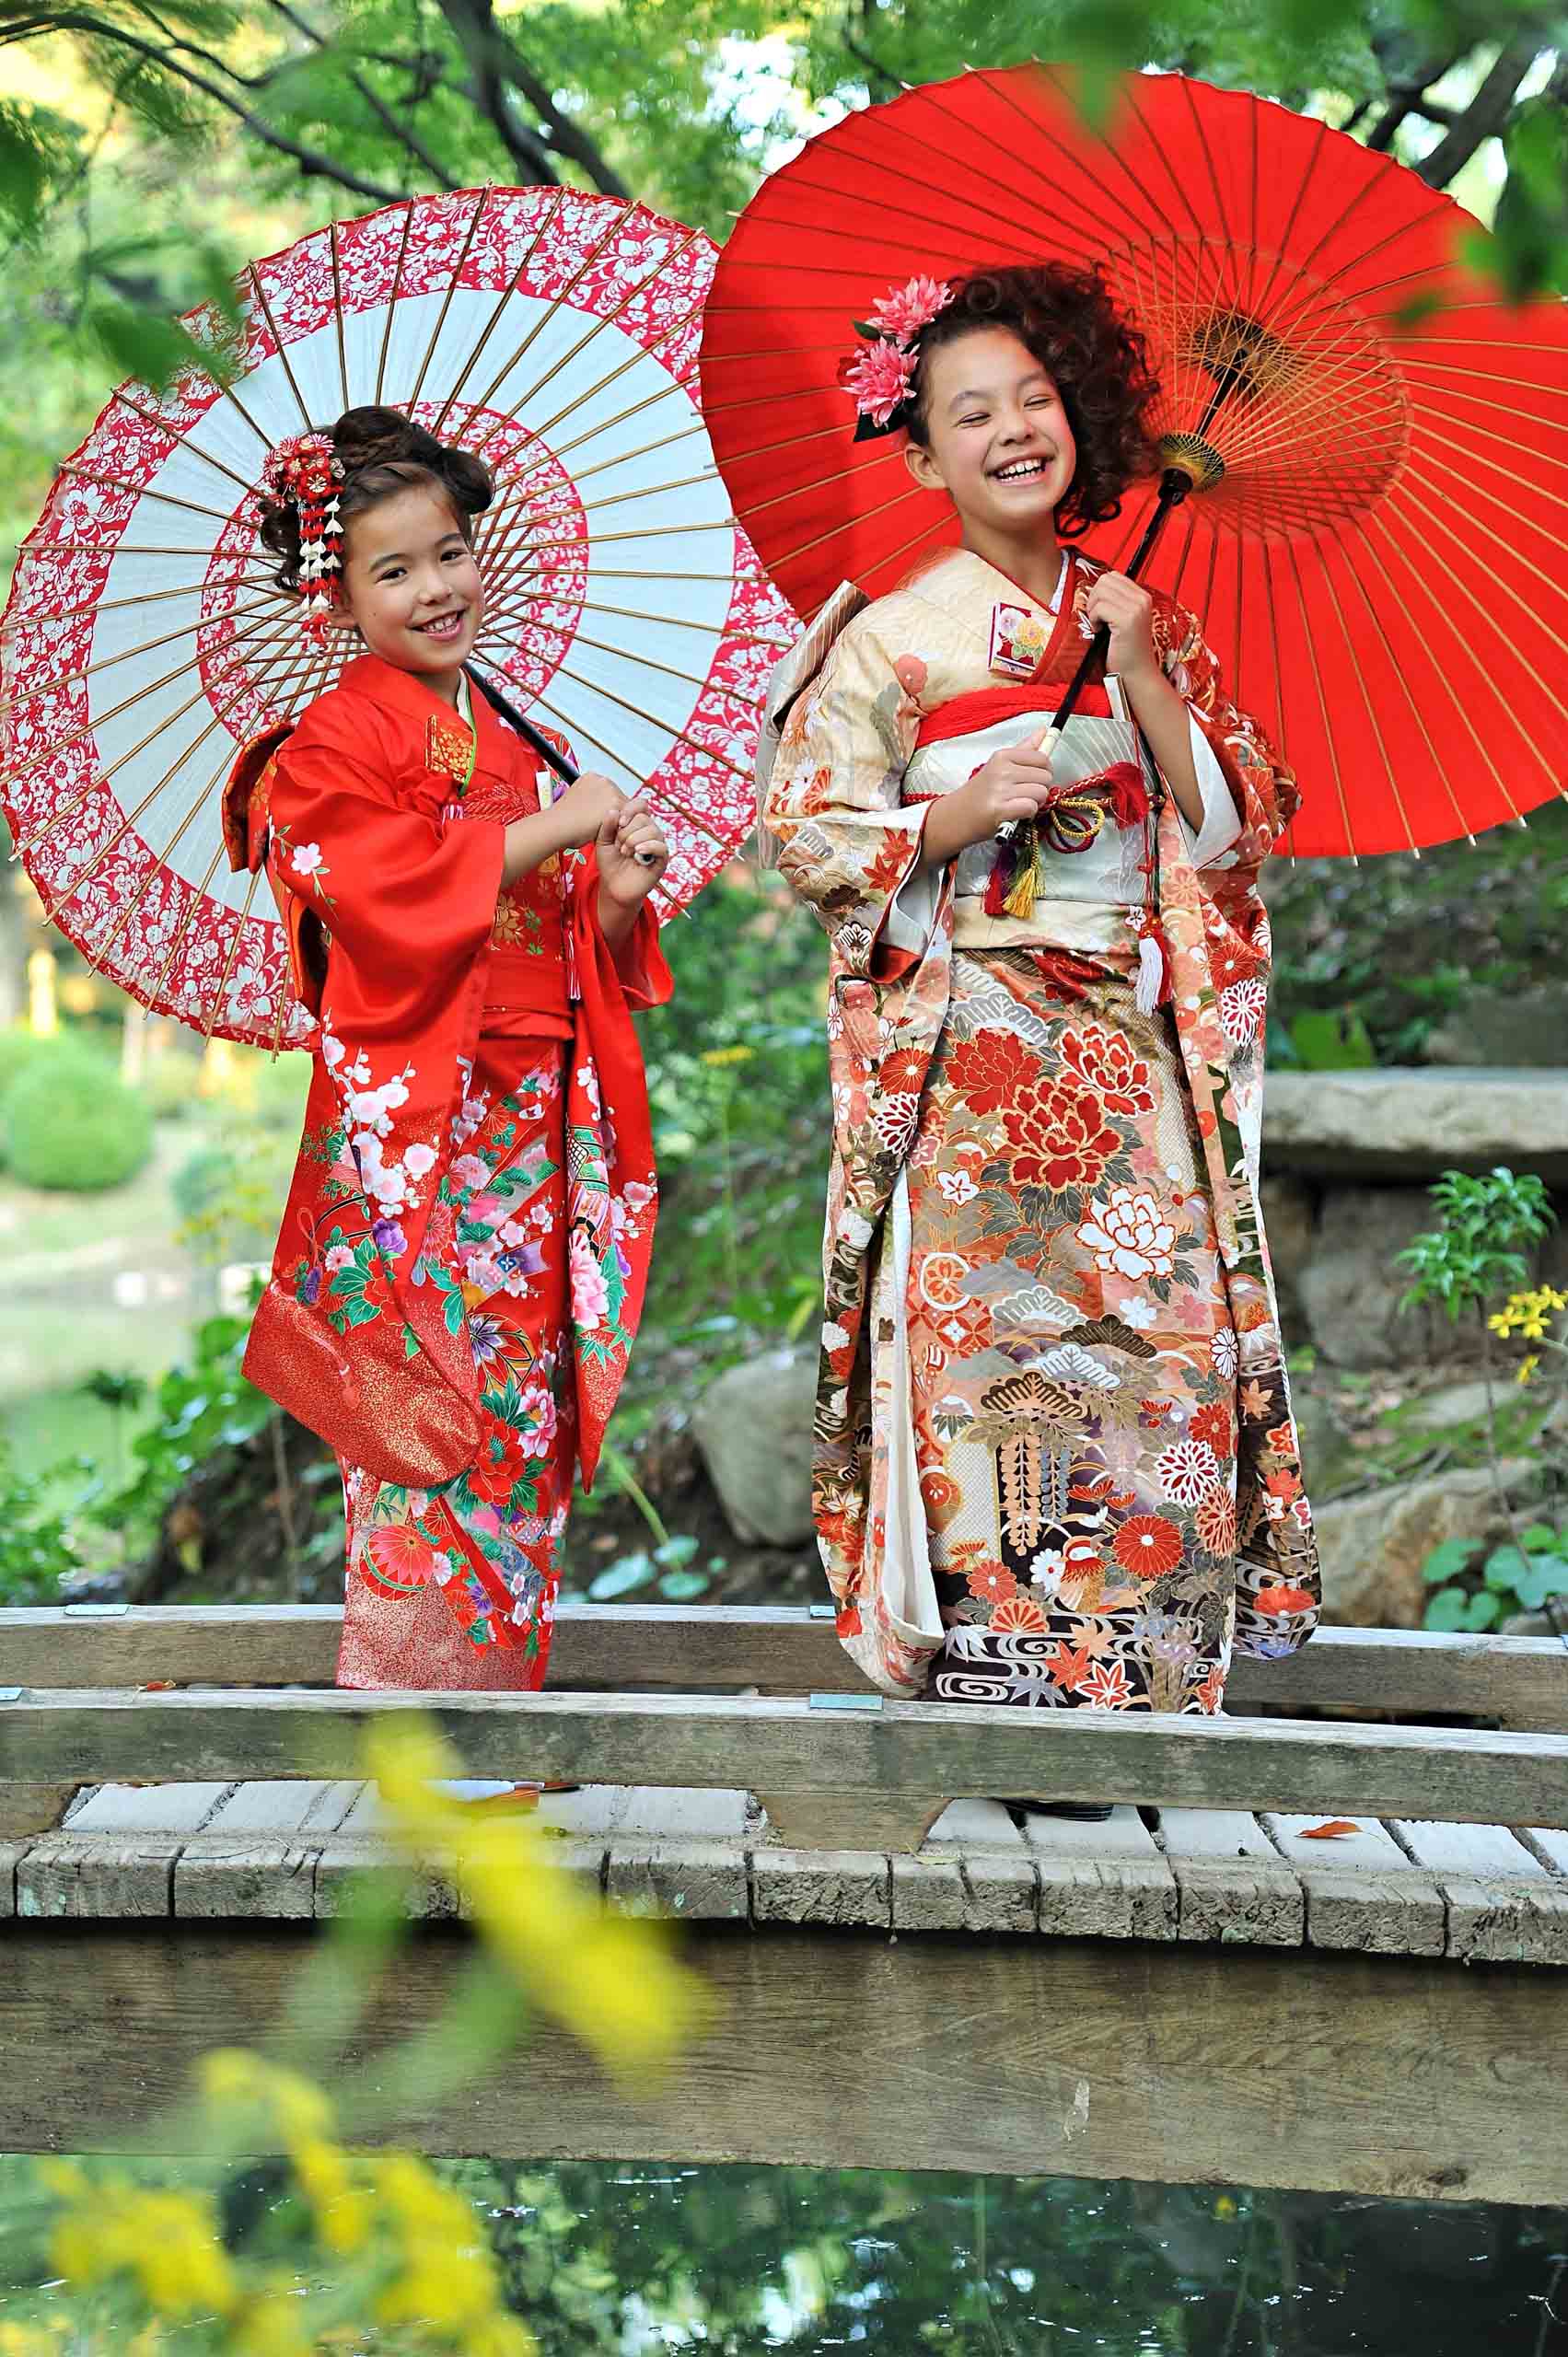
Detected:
[761,609,934,979]
[1156,597,1302,864]
[267,694,505,1050]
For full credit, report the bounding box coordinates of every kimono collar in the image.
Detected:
[334,650,512,786]
[910,546,1092,665]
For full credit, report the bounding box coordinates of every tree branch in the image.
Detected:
[1417,32,1541,187]
[7,8,410,201]
[434,0,630,198]
[840,0,901,105]
[261,0,459,190]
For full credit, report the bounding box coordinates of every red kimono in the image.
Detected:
[226,654,670,1689]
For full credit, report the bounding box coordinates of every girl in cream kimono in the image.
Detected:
[763,266,1319,1758]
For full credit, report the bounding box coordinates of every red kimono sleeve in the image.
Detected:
[243,688,505,1487]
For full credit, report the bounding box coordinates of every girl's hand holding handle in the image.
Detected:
[598,799,669,905]
[921,727,1057,867]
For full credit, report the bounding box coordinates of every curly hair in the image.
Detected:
[906,264,1160,538]
[257,405,494,594]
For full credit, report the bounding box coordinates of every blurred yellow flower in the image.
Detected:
[1517,1353,1540,1386]
[201,2050,335,2151]
[700,1044,754,1066]
[365,1719,713,2077]
[53,2182,240,2321]
[293,2136,373,2256]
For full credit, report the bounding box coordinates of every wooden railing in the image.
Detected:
[4,1606,1566,1852]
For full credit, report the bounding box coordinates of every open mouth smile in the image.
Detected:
[413,610,468,642]
[990,456,1052,483]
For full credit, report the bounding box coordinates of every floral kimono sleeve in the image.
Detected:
[243,693,507,1489]
[762,608,935,980]
[1155,596,1301,882]
[266,695,505,1056]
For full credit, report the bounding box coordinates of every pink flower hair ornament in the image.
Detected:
[260,430,344,641]
[839,274,953,440]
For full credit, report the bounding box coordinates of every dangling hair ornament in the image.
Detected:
[261,431,343,641]
[839,276,952,440]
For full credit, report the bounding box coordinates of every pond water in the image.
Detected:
[4,2156,1563,2350]
[444,2161,1566,2353]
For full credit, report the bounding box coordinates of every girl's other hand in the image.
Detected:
[556,770,627,847]
[1085,570,1158,685]
[957,728,1057,840]
[598,798,668,906]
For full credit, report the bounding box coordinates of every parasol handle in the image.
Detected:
[462,659,661,870]
[996,465,1195,842]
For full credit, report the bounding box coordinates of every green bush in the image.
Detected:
[0,1044,154,1190]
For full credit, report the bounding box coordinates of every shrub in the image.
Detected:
[0,1043,154,1190]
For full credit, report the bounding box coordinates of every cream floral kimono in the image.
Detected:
[764,548,1320,1708]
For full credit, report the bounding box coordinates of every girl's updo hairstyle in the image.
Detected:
[907,263,1160,539]
[258,404,494,594]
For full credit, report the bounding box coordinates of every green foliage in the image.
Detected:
[171,1049,309,1266]
[1270,1005,1376,1070]
[0,1041,153,1190]
[635,872,828,1352]
[1423,1520,1568,1630]
[1263,801,1568,1065]
[1397,1167,1556,1325]
[0,1028,54,1161]
[0,1437,86,1602]
[92,1311,272,1541]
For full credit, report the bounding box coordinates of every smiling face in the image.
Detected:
[331,480,483,700]
[904,326,1077,549]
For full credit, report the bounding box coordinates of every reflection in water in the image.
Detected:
[449,2163,1568,2354]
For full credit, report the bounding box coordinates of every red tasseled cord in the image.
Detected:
[1101,761,1149,831]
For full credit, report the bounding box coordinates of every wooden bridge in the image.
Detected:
[3,1605,1567,2207]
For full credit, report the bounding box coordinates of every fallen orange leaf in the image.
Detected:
[1298,1819,1361,1840]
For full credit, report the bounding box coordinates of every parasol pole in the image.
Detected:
[463,656,661,868]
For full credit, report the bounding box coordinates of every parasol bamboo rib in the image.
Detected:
[429,185,566,435]
[406,187,494,418]
[462,203,635,458]
[1345,514,1539,825]
[520,681,734,839]
[1322,527,1481,843]
[1277,531,1357,859]
[38,649,323,910]
[245,264,314,435]
[1305,529,1420,853]
[109,391,256,498]
[542,651,756,788]
[457,215,701,447]
[374,199,418,408]
[203,860,268,1042]
[91,727,255,967]
[330,218,351,416]
[9,603,301,709]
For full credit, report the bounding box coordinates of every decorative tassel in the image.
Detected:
[1002,850,1040,920]
[1134,913,1170,1015]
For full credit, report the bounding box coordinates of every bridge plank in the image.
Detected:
[1261,1813,1446,1956]
[6,1687,1567,1835]
[7,1924,1562,2201]
[174,1781,363,1922]
[1016,1805,1177,1941]
[1388,1819,1568,1965]
[16,1781,234,1922]
[4,1608,1565,1729]
[1152,1808,1305,1947]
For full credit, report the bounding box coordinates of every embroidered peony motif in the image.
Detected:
[1076,1187,1179,1282]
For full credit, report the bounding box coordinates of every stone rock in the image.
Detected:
[1262,1068,1568,1185]
[1290,1385,1358,1500]
[691,1346,818,1547]
[1314,1464,1528,1631]
[1259,1169,1316,1349]
[1295,1187,1468,1372]
[1425,986,1568,1069]
[1402,1379,1495,1432]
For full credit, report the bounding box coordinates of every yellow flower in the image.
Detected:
[465,2318,540,2357]
[201,2049,334,2149]
[1542,1286,1568,1311]
[1522,1319,1548,1340]
[365,1720,713,2077]
[1487,1310,1517,1336]
[53,2183,240,2321]
[1517,1354,1540,1386]
[230,2286,316,2357]
[700,1044,754,1066]
[370,2152,506,2334]
[1214,2194,1237,2220]
[294,2136,373,2256]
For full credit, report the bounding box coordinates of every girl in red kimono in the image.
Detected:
[227,407,670,1691]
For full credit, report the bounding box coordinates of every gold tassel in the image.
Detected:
[1002,824,1040,919]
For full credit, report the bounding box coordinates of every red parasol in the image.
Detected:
[2,187,794,1047]
[701,65,1568,856]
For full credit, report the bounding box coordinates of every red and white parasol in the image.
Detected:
[1,186,795,1047]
